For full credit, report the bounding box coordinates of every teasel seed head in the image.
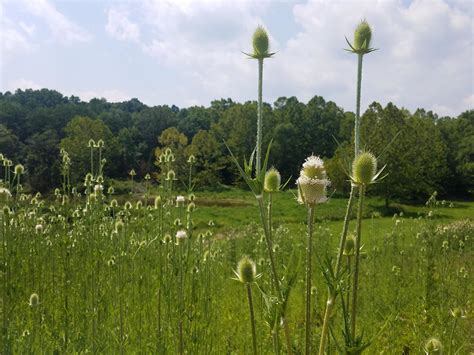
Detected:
[424,338,443,354]
[343,234,356,256]
[354,20,372,51]
[352,152,377,185]
[14,164,24,175]
[235,256,257,284]
[264,167,281,193]
[29,293,39,307]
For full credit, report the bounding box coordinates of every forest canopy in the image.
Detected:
[0,89,472,202]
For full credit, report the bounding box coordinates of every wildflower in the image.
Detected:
[163,234,172,244]
[87,139,95,148]
[35,224,43,234]
[264,168,281,193]
[296,155,330,206]
[351,152,378,186]
[166,170,177,181]
[176,195,185,206]
[0,187,12,201]
[129,169,136,177]
[424,338,443,354]
[14,164,24,175]
[144,173,151,181]
[188,155,196,164]
[343,234,356,256]
[346,20,376,55]
[176,230,187,245]
[97,139,104,148]
[187,202,196,213]
[233,256,259,284]
[154,196,162,209]
[245,26,275,59]
[94,184,103,194]
[107,186,114,195]
[29,293,40,307]
[450,307,465,319]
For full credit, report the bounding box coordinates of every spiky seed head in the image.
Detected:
[88,139,96,148]
[166,170,176,181]
[187,202,196,213]
[14,164,24,175]
[129,169,136,177]
[424,338,443,354]
[188,155,196,164]
[252,26,269,57]
[154,196,162,209]
[297,155,330,206]
[236,256,257,283]
[0,187,12,201]
[343,234,356,256]
[97,139,105,148]
[29,293,39,306]
[115,220,125,233]
[352,152,377,185]
[163,234,172,244]
[451,307,462,318]
[354,20,372,51]
[264,168,281,193]
[144,173,151,180]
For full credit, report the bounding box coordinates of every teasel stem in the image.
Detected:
[256,58,263,174]
[355,53,363,156]
[246,283,258,355]
[318,186,356,354]
[449,317,458,355]
[178,241,184,355]
[351,184,365,339]
[256,195,292,354]
[305,206,315,355]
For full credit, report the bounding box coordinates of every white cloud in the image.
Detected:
[106,8,140,43]
[75,89,131,103]
[21,0,91,43]
[10,78,43,90]
[275,0,473,116]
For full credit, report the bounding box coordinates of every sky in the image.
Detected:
[0,0,472,117]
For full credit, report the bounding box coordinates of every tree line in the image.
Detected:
[0,89,472,203]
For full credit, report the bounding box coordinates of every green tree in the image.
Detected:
[186,129,227,188]
[60,116,120,184]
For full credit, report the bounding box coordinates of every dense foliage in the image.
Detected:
[0,89,472,202]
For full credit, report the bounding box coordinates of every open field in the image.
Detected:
[1,187,472,353]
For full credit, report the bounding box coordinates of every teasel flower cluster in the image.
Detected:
[296,155,331,207]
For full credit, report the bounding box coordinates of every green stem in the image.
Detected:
[355,54,364,155]
[318,186,356,354]
[256,58,263,174]
[305,206,315,355]
[246,283,257,355]
[256,195,293,354]
[178,243,184,355]
[449,318,457,354]
[351,185,365,339]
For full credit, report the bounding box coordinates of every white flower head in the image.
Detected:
[176,195,185,203]
[176,229,188,245]
[0,187,12,201]
[297,155,330,206]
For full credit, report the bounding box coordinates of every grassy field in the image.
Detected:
[1,186,473,354]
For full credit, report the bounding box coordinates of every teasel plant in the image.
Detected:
[228,26,294,353]
[345,152,385,352]
[318,20,377,355]
[233,256,261,355]
[296,155,330,355]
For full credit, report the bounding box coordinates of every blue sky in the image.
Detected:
[1,0,472,117]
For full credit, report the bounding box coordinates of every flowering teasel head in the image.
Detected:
[264,167,281,193]
[233,256,260,284]
[296,155,330,206]
[176,230,187,245]
[350,151,385,186]
[346,20,376,55]
[244,26,275,60]
[424,338,443,354]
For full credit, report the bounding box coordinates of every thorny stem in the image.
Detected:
[318,185,356,354]
[246,283,258,355]
[256,195,292,354]
[256,58,264,175]
[351,185,365,339]
[305,206,315,355]
[354,54,364,156]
